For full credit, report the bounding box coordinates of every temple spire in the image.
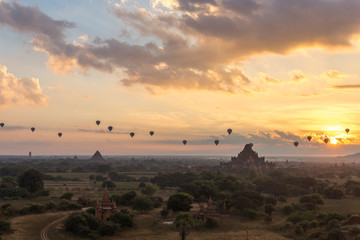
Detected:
[102,185,110,202]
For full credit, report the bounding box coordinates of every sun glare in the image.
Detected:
[329,136,338,145]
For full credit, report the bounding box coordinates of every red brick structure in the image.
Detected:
[95,186,117,220]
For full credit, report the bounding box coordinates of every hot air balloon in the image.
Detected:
[345,128,350,134]
[307,136,312,142]
[96,120,100,126]
[108,126,113,132]
[130,132,135,138]
[183,140,187,145]
[0,123,4,128]
[31,127,35,132]
[294,141,299,147]
[149,131,154,136]
[324,138,329,144]
[227,129,232,135]
[214,140,219,146]
[58,132,62,137]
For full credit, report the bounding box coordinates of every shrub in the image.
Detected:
[141,183,159,195]
[45,201,57,210]
[287,211,316,224]
[295,224,304,235]
[60,192,74,200]
[108,212,134,228]
[86,207,95,215]
[98,221,116,236]
[318,212,345,226]
[205,217,219,229]
[132,195,154,213]
[326,219,339,231]
[326,229,346,240]
[57,200,82,211]
[102,180,116,188]
[298,220,310,232]
[277,196,287,202]
[265,196,277,206]
[242,208,259,220]
[310,220,318,228]
[283,205,294,215]
[0,219,11,231]
[63,212,100,237]
[265,204,274,216]
[160,208,169,217]
[299,194,324,205]
[264,215,272,222]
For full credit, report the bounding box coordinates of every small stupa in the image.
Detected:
[90,150,105,161]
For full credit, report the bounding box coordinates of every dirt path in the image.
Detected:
[2,212,70,240]
[40,215,67,240]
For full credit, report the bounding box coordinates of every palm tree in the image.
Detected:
[174,212,194,240]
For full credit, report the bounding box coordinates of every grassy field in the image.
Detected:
[44,208,290,240]
[2,212,72,240]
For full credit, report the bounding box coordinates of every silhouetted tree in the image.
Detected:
[175,212,194,240]
[18,169,44,193]
[167,193,193,212]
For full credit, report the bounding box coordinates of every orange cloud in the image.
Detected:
[0,64,48,107]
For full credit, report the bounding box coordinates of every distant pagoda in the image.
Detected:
[222,143,275,169]
[90,150,105,161]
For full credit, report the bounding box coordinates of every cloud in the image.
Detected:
[326,70,346,79]
[261,74,280,84]
[292,72,306,82]
[77,128,129,135]
[332,85,360,89]
[2,1,360,93]
[0,64,47,107]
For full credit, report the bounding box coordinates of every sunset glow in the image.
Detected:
[1,0,360,156]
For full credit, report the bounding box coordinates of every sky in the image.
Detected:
[1,0,360,156]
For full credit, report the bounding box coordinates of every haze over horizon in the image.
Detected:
[1,0,360,156]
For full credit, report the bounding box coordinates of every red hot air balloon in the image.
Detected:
[58,132,62,137]
[0,123,4,127]
[96,120,100,126]
[345,128,350,134]
[227,129,232,135]
[307,136,312,142]
[324,138,329,144]
[294,141,299,147]
[31,127,35,132]
[108,126,113,132]
[130,132,135,138]
[214,140,219,146]
[149,131,154,136]
[183,140,187,145]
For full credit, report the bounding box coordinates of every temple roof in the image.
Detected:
[90,150,105,161]
[233,143,264,162]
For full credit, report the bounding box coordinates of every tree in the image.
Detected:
[0,219,11,231]
[167,193,193,212]
[108,212,134,228]
[60,192,74,200]
[141,183,159,195]
[18,169,44,193]
[132,195,154,213]
[102,180,116,188]
[264,204,274,216]
[175,212,194,240]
